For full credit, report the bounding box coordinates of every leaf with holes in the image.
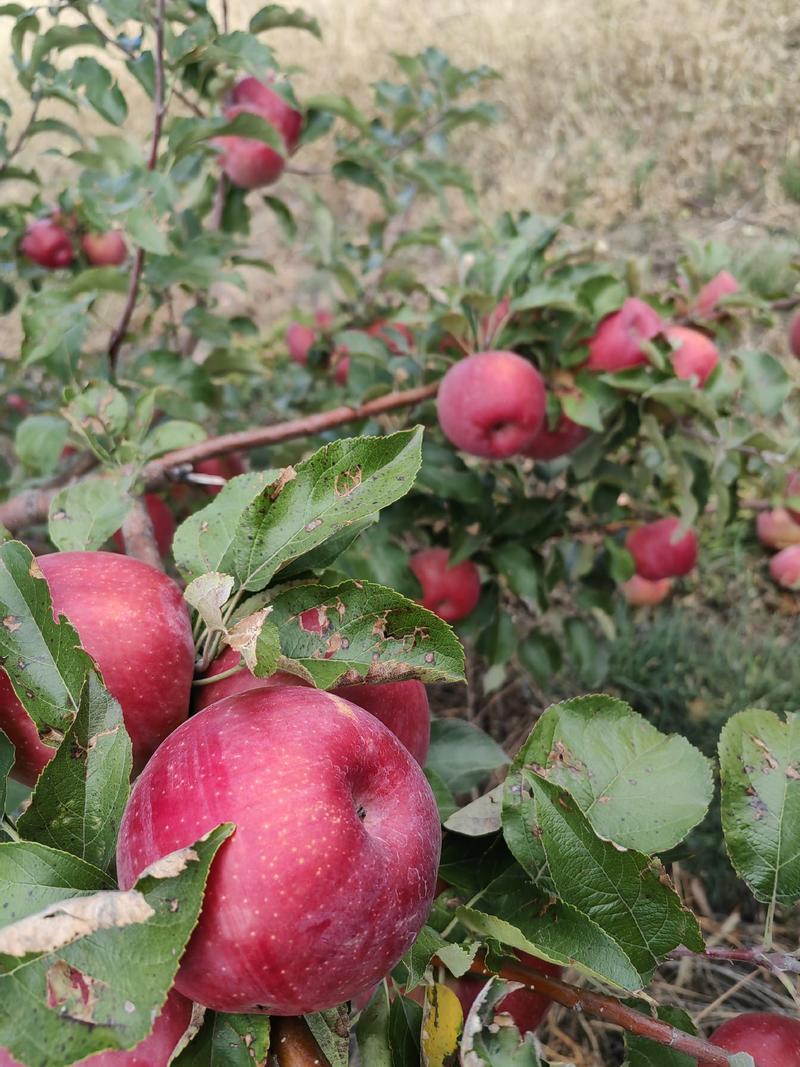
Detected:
[226,429,423,592]
[267,580,465,688]
[719,709,800,906]
[0,825,232,1067]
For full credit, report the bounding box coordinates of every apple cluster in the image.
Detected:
[0,550,444,1060]
[758,470,800,591]
[21,215,127,270]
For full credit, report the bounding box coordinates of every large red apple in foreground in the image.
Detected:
[621,573,672,606]
[437,351,546,459]
[626,518,698,581]
[665,325,719,386]
[769,545,800,590]
[0,552,194,786]
[0,989,192,1067]
[195,646,430,765]
[700,1012,800,1067]
[117,687,441,1015]
[410,547,481,623]
[523,413,589,459]
[694,270,738,318]
[454,955,562,1035]
[112,494,175,556]
[81,231,127,266]
[791,313,800,359]
[585,297,663,373]
[757,509,800,550]
[20,219,75,269]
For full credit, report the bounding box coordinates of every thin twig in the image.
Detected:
[107,0,166,373]
[1,97,41,173]
[669,944,800,976]
[0,382,439,532]
[462,955,734,1066]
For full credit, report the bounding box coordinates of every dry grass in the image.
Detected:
[3,0,800,237]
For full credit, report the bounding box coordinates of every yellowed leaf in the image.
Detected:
[421,982,463,1067]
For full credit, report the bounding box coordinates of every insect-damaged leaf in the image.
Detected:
[267,579,465,689]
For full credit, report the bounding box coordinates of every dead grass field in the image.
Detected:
[4,0,800,234]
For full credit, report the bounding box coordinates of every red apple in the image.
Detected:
[315,309,334,329]
[81,231,127,266]
[333,349,350,385]
[195,647,430,765]
[437,351,546,459]
[287,322,316,365]
[20,219,75,269]
[620,573,672,606]
[112,495,176,556]
[790,313,800,359]
[0,551,194,786]
[116,687,441,1015]
[694,270,739,318]
[523,413,589,459]
[757,509,800,550]
[585,297,664,373]
[229,76,303,152]
[410,547,481,623]
[665,325,719,387]
[367,320,414,356]
[0,988,192,1067]
[215,77,302,190]
[6,394,28,415]
[453,955,562,1035]
[700,1012,800,1067]
[625,518,698,581]
[769,545,800,590]
[785,471,800,525]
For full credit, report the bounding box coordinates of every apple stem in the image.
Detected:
[191,662,246,687]
[458,954,734,1065]
[0,383,440,534]
[107,0,166,374]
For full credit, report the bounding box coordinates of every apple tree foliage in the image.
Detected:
[0,0,799,1063]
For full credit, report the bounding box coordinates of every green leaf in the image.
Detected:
[445,784,504,837]
[427,719,509,794]
[125,205,169,254]
[0,841,113,927]
[389,994,422,1064]
[143,420,207,460]
[304,1006,349,1067]
[173,471,279,582]
[262,194,296,240]
[492,544,542,601]
[355,983,392,1067]
[518,633,561,686]
[0,541,92,739]
[267,580,465,688]
[738,349,792,417]
[17,671,132,872]
[227,429,423,592]
[209,1012,271,1065]
[249,4,322,37]
[624,1003,697,1066]
[70,57,128,125]
[515,695,713,854]
[526,774,703,983]
[169,112,285,160]
[0,825,232,1067]
[15,415,68,477]
[49,472,135,552]
[303,93,370,132]
[457,862,644,991]
[458,977,540,1065]
[205,31,276,75]
[21,289,91,367]
[719,709,800,906]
